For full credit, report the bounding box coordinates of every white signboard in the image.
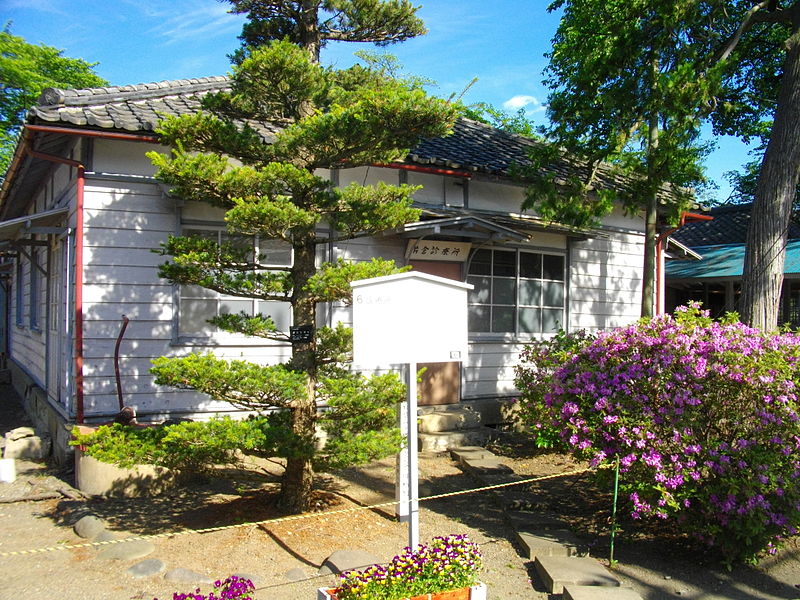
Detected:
[350,272,472,366]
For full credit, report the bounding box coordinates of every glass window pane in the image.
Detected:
[258,301,291,331]
[519,252,542,279]
[519,280,541,306]
[543,281,564,306]
[259,239,292,266]
[468,249,491,275]
[519,307,541,334]
[542,308,564,333]
[492,306,515,332]
[493,278,516,304]
[180,299,216,335]
[219,299,252,315]
[493,250,516,277]
[468,305,490,332]
[467,276,491,304]
[543,254,565,281]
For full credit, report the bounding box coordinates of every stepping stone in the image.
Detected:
[285,567,307,581]
[93,530,117,544]
[534,556,621,594]
[318,550,381,575]
[564,585,644,600]
[128,559,166,579]
[74,515,106,539]
[97,539,156,561]
[164,568,214,584]
[232,573,262,587]
[462,457,512,473]
[516,529,586,559]
[450,446,496,465]
[505,509,566,530]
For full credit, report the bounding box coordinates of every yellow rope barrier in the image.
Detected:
[0,466,594,558]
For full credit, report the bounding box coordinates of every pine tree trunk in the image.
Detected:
[281,234,318,513]
[740,27,800,330]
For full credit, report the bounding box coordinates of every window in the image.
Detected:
[29,249,40,330]
[178,227,292,337]
[467,248,565,335]
[15,258,24,327]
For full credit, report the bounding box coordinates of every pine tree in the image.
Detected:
[147,8,457,512]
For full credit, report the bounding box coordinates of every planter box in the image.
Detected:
[317,582,487,600]
[75,448,174,497]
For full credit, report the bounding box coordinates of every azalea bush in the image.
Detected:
[334,535,482,600]
[515,303,800,563]
[155,575,255,600]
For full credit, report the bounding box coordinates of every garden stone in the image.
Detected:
[93,530,117,544]
[74,515,106,539]
[563,586,644,600]
[285,567,307,581]
[3,433,50,460]
[97,539,156,560]
[164,568,214,584]
[128,559,166,579]
[232,573,262,587]
[318,549,382,575]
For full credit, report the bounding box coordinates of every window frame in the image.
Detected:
[15,256,24,328]
[174,223,294,344]
[29,248,41,331]
[466,246,567,339]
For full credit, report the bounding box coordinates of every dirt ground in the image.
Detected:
[2,392,800,599]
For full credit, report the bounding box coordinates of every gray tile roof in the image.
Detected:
[671,202,800,247]
[27,76,640,194]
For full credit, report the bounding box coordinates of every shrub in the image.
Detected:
[515,303,800,563]
[155,575,255,600]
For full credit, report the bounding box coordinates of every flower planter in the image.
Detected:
[316,581,487,600]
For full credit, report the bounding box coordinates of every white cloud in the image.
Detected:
[502,95,545,112]
[141,0,245,45]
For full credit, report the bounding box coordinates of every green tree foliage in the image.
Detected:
[224,0,426,63]
[523,1,720,318]
[147,21,458,510]
[0,25,107,175]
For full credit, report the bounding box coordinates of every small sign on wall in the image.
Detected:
[405,240,471,262]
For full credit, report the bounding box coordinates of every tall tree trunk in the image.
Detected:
[642,112,659,319]
[281,234,318,513]
[741,26,800,330]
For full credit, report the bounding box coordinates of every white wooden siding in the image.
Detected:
[568,230,644,332]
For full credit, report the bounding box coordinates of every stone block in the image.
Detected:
[449,446,496,464]
[534,556,621,594]
[515,529,585,559]
[418,427,496,452]
[3,433,50,460]
[564,585,644,600]
[418,409,481,433]
[505,509,566,531]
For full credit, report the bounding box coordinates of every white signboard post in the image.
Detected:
[351,272,471,549]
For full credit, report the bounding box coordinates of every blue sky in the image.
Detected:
[5,0,751,201]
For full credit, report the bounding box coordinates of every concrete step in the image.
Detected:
[418,426,496,452]
[418,407,481,433]
[534,556,621,594]
[515,529,586,559]
[449,445,496,465]
[564,586,643,600]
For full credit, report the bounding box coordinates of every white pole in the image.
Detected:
[407,361,419,549]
